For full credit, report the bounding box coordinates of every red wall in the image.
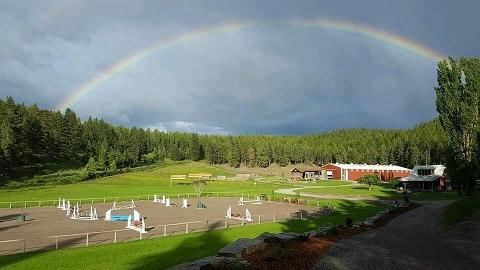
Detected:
[347,169,410,181]
[320,164,341,180]
[320,164,411,181]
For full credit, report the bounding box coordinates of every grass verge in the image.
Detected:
[444,193,480,226]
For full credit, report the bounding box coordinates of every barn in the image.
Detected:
[319,163,411,181]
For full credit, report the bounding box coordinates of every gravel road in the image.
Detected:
[314,201,480,270]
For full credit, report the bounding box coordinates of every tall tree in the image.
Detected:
[188,133,202,161]
[435,57,480,194]
[229,138,241,168]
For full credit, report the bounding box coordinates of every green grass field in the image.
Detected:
[0,200,386,270]
[0,162,284,206]
[300,184,460,201]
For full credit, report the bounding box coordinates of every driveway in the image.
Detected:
[314,201,480,270]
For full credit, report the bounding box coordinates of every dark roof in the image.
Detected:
[290,166,321,173]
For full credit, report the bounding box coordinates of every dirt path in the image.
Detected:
[314,201,480,270]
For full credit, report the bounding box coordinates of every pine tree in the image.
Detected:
[229,138,241,168]
[188,133,202,161]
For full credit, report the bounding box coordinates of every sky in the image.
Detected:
[1,0,479,135]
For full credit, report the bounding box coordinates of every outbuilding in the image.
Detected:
[290,166,321,180]
[319,163,411,181]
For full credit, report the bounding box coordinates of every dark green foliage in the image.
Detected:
[358,174,381,190]
[435,57,480,194]
[0,97,450,183]
[188,133,202,161]
[229,138,241,168]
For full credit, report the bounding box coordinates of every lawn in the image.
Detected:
[294,180,354,187]
[299,184,460,201]
[0,200,386,270]
[300,184,396,198]
[0,162,285,207]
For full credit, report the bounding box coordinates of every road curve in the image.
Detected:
[314,201,480,270]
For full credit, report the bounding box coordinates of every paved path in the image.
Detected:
[314,201,480,270]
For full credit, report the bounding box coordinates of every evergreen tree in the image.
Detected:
[188,133,202,161]
[229,138,241,168]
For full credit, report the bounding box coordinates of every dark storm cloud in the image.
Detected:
[1,0,479,134]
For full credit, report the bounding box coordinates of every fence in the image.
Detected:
[0,192,315,209]
[0,208,329,255]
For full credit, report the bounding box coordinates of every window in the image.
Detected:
[417,169,433,176]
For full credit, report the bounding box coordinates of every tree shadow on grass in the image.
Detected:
[130,220,230,270]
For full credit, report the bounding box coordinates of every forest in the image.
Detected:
[0,96,447,181]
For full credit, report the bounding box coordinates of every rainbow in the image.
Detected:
[289,18,445,63]
[55,21,254,111]
[56,18,446,111]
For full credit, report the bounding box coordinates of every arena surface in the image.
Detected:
[0,198,316,254]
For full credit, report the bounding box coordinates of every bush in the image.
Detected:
[389,178,403,188]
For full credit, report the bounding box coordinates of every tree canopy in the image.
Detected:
[435,57,480,193]
[0,97,449,180]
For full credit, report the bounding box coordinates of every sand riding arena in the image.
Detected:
[0,197,327,255]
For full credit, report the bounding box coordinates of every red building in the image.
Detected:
[319,163,411,181]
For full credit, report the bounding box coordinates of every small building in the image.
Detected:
[319,163,411,181]
[400,165,449,191]
[290,166,321,180]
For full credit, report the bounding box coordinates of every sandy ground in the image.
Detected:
[314,201,480,270]
[0,198,314,254]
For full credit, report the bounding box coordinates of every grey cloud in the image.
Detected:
[0,1,478,134]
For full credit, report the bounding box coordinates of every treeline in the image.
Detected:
[0,96,447,179]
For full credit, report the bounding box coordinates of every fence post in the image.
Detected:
[86,234,89,247]
[216,193,219,198]
[139,231,142,240]
[23,239,26,253]
[258,216,261,224]
[24,202,27,208]
[55,237,58,249]
[91,199,94,204]
[186,223,189,233]
[104,198,106,203]
[242,220,244,226]
[316,201,319,207]
[178,194,180,199]
[300,212,303,220]
[164,225,167,237]
[38,201,41,207]
[273,214,276,222]
[114,231,117,243]
[9,202,12,208]
[224,219,227,228]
